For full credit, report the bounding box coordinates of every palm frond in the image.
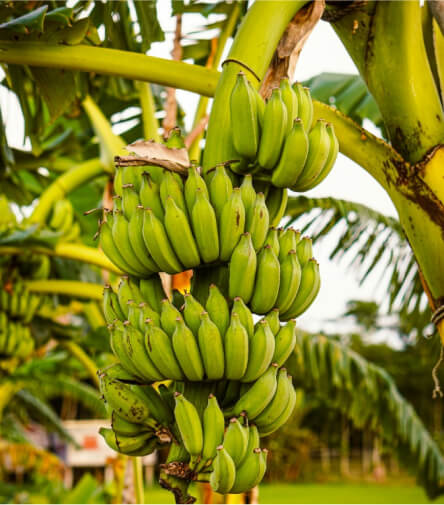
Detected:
[287,333,444,498]
[285,195,431,337]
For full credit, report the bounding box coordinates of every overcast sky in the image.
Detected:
[0,2,403,345]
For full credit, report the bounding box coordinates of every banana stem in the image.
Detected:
[24,279,103,300]
[0,41,219,97]
[61,341,100,388]
[137,82,161,142]
[0,243,122,274]
[30,158,105,223]
[132,457,145,505]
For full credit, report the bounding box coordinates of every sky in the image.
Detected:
[0,1,403,344]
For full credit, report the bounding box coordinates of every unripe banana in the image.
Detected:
[185,164,209,214]
[266,187,288,227]
[219,188,245,261]
[296,237,313,268]
[191,188,219,263]
[296,122,339,191]
[160,298,182,337]
[258,87,287,170]
[113,195,123,212]
[109,322,144,380]
[138,302,160,328]
[103,285,120,324]
[142,208,183,274]
[246,193,269,251]
[126,301,140,328]
[264,227,280,257]
[259,378,297,437]
[198,312,225,380]
[271,120,309,188]
[281,259,320,320]
[121,184,140,221]
[240,174,257,222]
[160,170,187,216]
[100,362,138,382]
[230,72,259,159]
[232,297,254,338]
[273,320,297,366]
[112,411,153,437]
[210,446,236,494]
[183,292,205,335]
[250,245,280,314]
[228,233,257,303]
[166,127,186,149]
[164,196,200,268]
[114,168,123,196]
[128,206,159,273]
[242,320,275,383]
[224,417,248,466]
[133,384,174,426]
[209,165,233,222]
[230,447,267,494]
[276,250,302,313]
[205,284,230,337]
[292,119,330,191]
[200,394,225,468]
[241,424,260,465]
[261,308,281,336]
[139,276,165,313]
[100,427,120,452]
[228,364,278,419]
[174,392,203,469]
[255,367,291,428]
[280,78,298,133]
[293,82,313,132]
[139,173,164,221]
[121,166,142,192]
[279,228,299,262]
[115,430,156,454]
[224,312,249,380]
[145,319,184,380]
[172,317,204,381]
[252,83,265,129]
[117,277,134,318]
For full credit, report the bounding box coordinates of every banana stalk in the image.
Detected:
[136,82,161,143]
[24,280,103,300]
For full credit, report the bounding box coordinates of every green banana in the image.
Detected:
[145,319,184,380]
[266,187,288,227]
[242,320,275,383]
[134,384,174,426]
[117,277,134,318]
[128,206,159,273]
[138,301,161,328]
[224,312,249,380]
[250,245,280,314]
[113,195,123,212]
[258,87,287,170]
[191,188,220,263]
[121,166,142,192]
[160,298,182,337]
[164,196,200,268]
[224,417,248,466]
[99,427,119,452]
[219,188,245,261]
[142,208,183,274]
[281,259,320,320]
[264,227,280,257]
[115,431,155,454]
[259,379,297,437]
[228,364,278,419]
[295,122,339,191]
[126,301,140,328]
[205,284,230,337]
[240,424,260,465]
[198,312,225,380]
[172,317,205,381]
[139,276,165,313]
[280,78,298,133]
[246,193,269,251]
[255,367,291,429]
[183,292,206,335]
[199,394,225,470]
[279,228,298,262]
[232,297,254,338]
[166,127,185,149]
[293,82,313,132]
[272,320,297,366]
[100,363,139,383]
[114,168,123,195]
[160,170,187,216]
[296,237,313,267]
[260,309,281,336]
[109,322,144,380]
[112,411,152,436]
[252,83,265,129]
[121,184,140,221]
[184,164,209,214]
[276,250,302,314]
[228,233,257,303]
[240,174,257,222]
[230,72,259,159]
[292,120,330,191]
[174,392,203,469]
[271,120,309,188]
[210,446,236,494]
[209,165,233,222]
[229,448,267,493]
[139,173,164,221]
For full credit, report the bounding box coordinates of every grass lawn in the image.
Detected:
[144,482,444,504]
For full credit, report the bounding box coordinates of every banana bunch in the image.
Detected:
[48,199,81,243]
[0,281,44,324]
[104,279,297,382]
[0,312,34,359]
[226,228,320,318]
[99,163,288,277]
[229,73,339,191]
[99,364,174,456]
[173,393,268,494]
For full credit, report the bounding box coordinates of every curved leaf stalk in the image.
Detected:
[331,1,444,163]
[83,301,106,330]
[0,41,219,97]
[83,96,127,173]
[188,1,242,161]
[30,158,105,223]
[286,333,444,498]
[203,0,309,171]
[137,82,161,142]
[0,243,122,274]
[24,279,103,300]
[60,341,100,388]
[132,457,144,505]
